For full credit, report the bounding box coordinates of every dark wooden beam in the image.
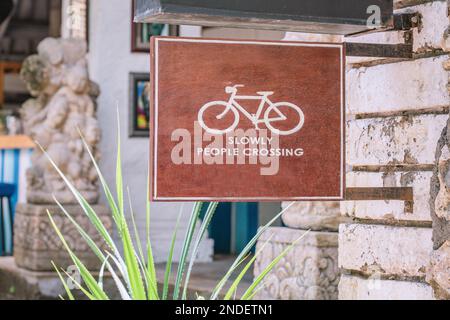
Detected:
[345,42,413,58]
[48,0,62,37]
[345,187,413,201]
[393,12,419,30]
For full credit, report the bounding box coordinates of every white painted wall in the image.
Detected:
[86,0,211,262]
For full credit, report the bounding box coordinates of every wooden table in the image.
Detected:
[0,135,34,150]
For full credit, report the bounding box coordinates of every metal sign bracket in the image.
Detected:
[345,187,414,212]
[345,13,419,59]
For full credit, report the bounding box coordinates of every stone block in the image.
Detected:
[254,227,339,300]
[339,274,434,300]
[339,224,433,278]
[347,55,449,114]
[347,114,447,166]
[342,171,433,222]
[430,141,450,249]
[0,257,119,300]
[14,203,112,272]
[426,240,450,299]
[281,201,350,232]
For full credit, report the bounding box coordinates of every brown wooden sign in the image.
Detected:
[150,37,345,201]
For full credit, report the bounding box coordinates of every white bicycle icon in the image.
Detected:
[198,84,305,135]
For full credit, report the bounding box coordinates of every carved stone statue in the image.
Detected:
[20,38,100,204]
[12,38,111,276]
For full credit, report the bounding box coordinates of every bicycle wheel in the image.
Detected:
[264,102,305,136]
[198,101,240,135]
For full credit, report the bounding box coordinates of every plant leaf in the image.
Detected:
[62,268,96,300]
[145,197,158,299]
[53,196,106,262]
[126,187,158,300]
[241,230,310,300]
[47,210,109,300]
[163,208,182,300]
[210,202,295,299]
[51,261,75,300]
[113,111,147,300]
[223,234,274,300]
[182,202,218,299]
[116,107,124,226]
[36,141,116,252]
[173,202,203,300]
[77,127,121,229]
[104,252,132,300]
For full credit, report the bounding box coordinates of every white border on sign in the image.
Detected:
[153,37,345,201]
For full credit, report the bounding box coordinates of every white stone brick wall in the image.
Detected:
[339,0,449,300]
[347,56,449,115]
[268,0,450,300]
[339,274,435,300]
[343,171,433,222]
[339,224,433,277]
[347,114,448,166]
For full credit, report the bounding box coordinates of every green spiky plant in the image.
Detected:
[40,117,308,300]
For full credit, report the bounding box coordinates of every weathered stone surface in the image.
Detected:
[336,1,450,301]
[347,114,447,166]
[427,62,450,299]
[342,171,433,222]
[254,227,339,300]
[284,32,342,43]
[444,58,450,71]
[37,38,63,65]
[20,37,101,205]
[339,224,433,278]
[430,118,450,250]
[339,274,434,300]
[434,146,450,222]
[19,55,49,97]
[426,240,450,299]
[14,203,112,271]
[60,38,88,65]
[397,1,449,52]
[347,55,449,114]
[281,201,350,232]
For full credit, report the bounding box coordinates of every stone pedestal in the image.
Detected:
[14,203,112,271]
[254,227,339,300]
[0,37,115,299]
[253,202,348,300]
[0,257,119,300]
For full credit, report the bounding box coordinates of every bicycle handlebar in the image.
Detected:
[225,84,245,93]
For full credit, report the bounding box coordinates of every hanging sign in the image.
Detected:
[135,0,394,35]
[150,37,345,201]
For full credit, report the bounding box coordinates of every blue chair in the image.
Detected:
[0,183,15,256]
